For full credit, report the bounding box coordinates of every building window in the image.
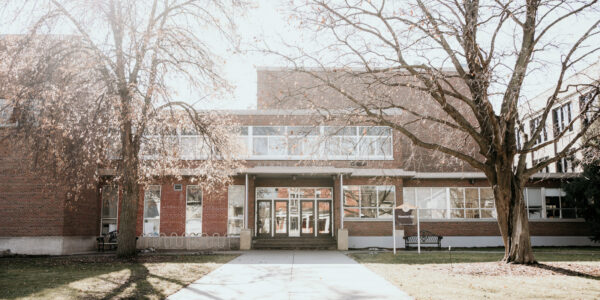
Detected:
[143,185,161,236]
[552,102,572,136]
[403,187,497,219]
[579,90,597,127]
[532,156,550,173]
[186,185,203,235]
[529,117,548,145]
[524,188,577,219]
[100,186,118,234]
[556,156,575,173]
[343,185,395,219]
[0,99,13,125]
[227,185,245,236]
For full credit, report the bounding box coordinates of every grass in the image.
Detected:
[350,247,600,264]
[0,253,237,300]
[350,248,600,300]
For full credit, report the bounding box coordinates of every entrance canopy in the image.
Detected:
[240,166,414,177]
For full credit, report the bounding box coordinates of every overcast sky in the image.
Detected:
[2,1,598,110]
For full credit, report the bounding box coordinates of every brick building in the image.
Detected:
[0,68,594,255]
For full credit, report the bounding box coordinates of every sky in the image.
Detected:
[2,1,598,111]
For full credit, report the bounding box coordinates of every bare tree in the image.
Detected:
[1,0,244,257]
[267,0,600,263]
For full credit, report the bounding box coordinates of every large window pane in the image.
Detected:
[228,185,244,235]
[526,188,543,219]
[143,185,161,236]
[377,186,395,207]
[101,186,118,219]
[253,137,268,155]
[186,185,202,235]
[361,186,377,207]
[269,137,286,155]
[403,188,416,206]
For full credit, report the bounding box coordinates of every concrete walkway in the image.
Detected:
[168,250,411,300]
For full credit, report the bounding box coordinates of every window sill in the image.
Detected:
[343,218,393,222]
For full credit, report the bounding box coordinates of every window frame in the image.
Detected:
[143,185,161,236]
[185,185,203,235]
[227,185,245,236]
[342,185,396,220]
[100,185,119,235]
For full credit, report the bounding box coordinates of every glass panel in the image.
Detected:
[545,196,560,219]
[378,208,392,218]
[257,201,271,235]
[403,188,415,206]
[317,201,331,234]
[430,188,447,209]
[101,186,118,218]
[143,219,160,236]
[527,188,543,219]
[449,188,465,208]
[324,126,357,136]
[416,188,431,206]
[289,199,300,237]
[361,186,377,207]
[344,208,359,218]
[256,187,278,199]
[269,137,286,155]
[254,126,284,135]
[465,188,479,209]
[481,209,496,219]
[450,209,465,219]
[144,186,161,218]
[344,187,360,207]
[253,137,268,155]
[298,188,315,198]
[480,188,495,209]
[101,220,117,235]
[186,219,202,235]
[287,126,319,136]
[274,201,288,235]
[341,137,357,156]
[301,201,314,235]
[361,208,377,218]
[377,186,395,207]
[316,188,332,199]
[287,137,303,155]
[465,209,480,219]
[227,185,244,235]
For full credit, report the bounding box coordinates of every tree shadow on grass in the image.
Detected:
[532,263,600,281]
[100,263,164,300]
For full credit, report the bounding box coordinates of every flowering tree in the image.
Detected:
[270,0,600,263]
[1,0,243,257]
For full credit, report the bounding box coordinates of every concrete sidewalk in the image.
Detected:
[168,250,411,300]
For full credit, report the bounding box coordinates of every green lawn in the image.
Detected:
[350,247,600,264]
[0,254,237,300]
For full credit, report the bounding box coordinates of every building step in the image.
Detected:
[252,237,337,250]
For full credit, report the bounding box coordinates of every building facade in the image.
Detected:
[0,68,595,255]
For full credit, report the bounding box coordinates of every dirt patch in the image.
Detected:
[428,261,600,278]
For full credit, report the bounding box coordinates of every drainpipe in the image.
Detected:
[245,174,249,229]
[340,173,344,229]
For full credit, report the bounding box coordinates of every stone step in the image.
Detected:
[253,237,337,250]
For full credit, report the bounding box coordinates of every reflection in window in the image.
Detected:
[343,185,396,219]
[403,187,497,219]
[143,185,161,236]
[101,186,118,234]
[186,185,202,235]
[227,185,245,235]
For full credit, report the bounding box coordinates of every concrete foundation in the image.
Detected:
[0,236,96,255]
[348,235,596,249]
[240,229,252,250]
[337,229,348,250]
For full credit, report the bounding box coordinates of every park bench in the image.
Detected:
[96,231,118,251]
[404,230,443,249]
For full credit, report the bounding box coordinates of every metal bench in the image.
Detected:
[97,231,118,251]
[404,230,443,249]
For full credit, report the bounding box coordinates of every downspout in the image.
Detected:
[245,173,249,229]
[340,173,344,229]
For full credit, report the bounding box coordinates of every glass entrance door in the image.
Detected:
[257,200,271,237]
[301,200,315,236]
[317,200,331,236]
[274,200,288,236]
[289,199,300,237]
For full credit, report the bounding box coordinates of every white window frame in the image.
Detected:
[342,185,396,220]
[186,185,203,235]
[227,185,245,236]
[143,185,161,236]
[403,187,497,220]
[100,185,119,235]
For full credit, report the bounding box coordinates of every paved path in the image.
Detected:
[168,250,411,300]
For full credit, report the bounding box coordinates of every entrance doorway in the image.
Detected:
[256,187,333,238]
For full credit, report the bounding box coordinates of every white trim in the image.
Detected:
[185,185,203,235]
[143,185,161,236]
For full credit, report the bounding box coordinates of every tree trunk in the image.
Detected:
[493,169,536,264]
[116,118,140,257]
[116,168,139,257]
